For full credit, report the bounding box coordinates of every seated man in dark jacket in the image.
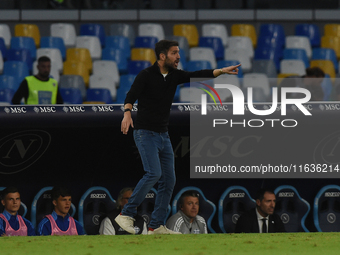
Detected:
[235,188,285,233]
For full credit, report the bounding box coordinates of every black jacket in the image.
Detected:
[235,208,285,233]
[125,62,215,132]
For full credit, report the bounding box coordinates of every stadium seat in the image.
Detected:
[66,48,92,73]
[76,36,102,60]
[283,48,309,68]
[295,23,321,48]
[86,88,113,104]
[31,186,76,228]
[14,24,40,47]
[321,36,340,59]
[89,74,117,100]
[101,48,128,74]
[324,24,340,37]
[243,73,271,98]
[165,35,190,60]
[198,36,224,60]
[115,74,136,103]
[138,23,165,41]
[109,23,135,47]
[173,24,199,47]
[0,88,15,104]
[0,24,11,48]
[321,74,333,101]
[257,36,284,54]
[50,23,76,48]
[10,36,36,60]
[59,88,83,104]
[0,51,3,73]
[40,36,66,60]
[218,186,255,233]
[286,36,312,59]
[6,49,33,72]
[254,46,281,71]
[131,48,156,65]
[78,186,116,235]
[80,23,106,48]
[312,48,338,71]
[252,59,277,78]
[179,48,187,70]
[59,75,87,101]
[172,186,216,233]
[37,48,63,73]
[231,24,257,48]
[217,60,243,78]
[202,23,228,47]
[128,60,151,75]
[280,60,306,76]
[313,185,340,232]
[3,61,30,90]
[274,185,310,232]
[179,87,204,103]
[0,38,7,61]
[32,60,60,82]
[225,48,252,72]
[186,60,212,72]
[259,23,285,48]
[190,47,217,69]
[227,36,254,59]
[63,61,90,86]
[105,36,131,59]
[93,60,120,87]
[134,36,158,49]
[310,60,336,81]
[0,75,16,91]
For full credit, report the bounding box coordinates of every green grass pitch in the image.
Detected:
[1,232,339,255]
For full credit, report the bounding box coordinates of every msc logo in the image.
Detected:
[145,193,154,198]
[90,194,107,199]
[34,107,56,113]
[178,105,200,112]
[63,106,85,113]
[4,107,27,114]
[278,192,294,197]
[229,193,245,198]
[325,192,340,197]
[92,106,114,112]
[0,130,51,174]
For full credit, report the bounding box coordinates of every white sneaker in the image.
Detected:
[148,225,182,235]
[115,214,136,234]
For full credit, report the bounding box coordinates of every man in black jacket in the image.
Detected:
[235,189,285,233]
[116,39,240,235]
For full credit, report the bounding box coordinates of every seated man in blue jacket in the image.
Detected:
[0,187,35,236]
[37,186,84,235]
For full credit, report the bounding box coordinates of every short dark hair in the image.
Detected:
[178,190,199,208]
[255,188,275,201]
[1,187,20,200]
[155,40,179,60]
[116,187,134,209]
[38,56,51,64]
[51,186,71,201]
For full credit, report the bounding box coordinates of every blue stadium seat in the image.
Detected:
[0,38,7,60]
[105,36,131,59]
[0,75,16,91]
[172,186,216,233]
[218,186,255,233]
[198,36,224,60]
[0,187,27,217]
[295,23,321,48]
[254,46,282,71]
[102,47,128,73]
[86,88,113,104]
[321,74,333,101]
[31,186,76,228]
[115,74,136,103]
[186,60,212,72]
[217,60,243,78]
[178,48,187,70]
[134,36,158,49]
[257,36,284,58]
[0,88,15,104]
[283,48,310,68]
[3,61,30,90]
[59,88,83,104]
[259,23,286,48]
[314,185,340,232]
[40,36,66,60]
[274,185,310,232]
[312,48,338,71]
[128,60,151,75]
[78,186,116,235]
[6,49,33,72]
[80,23,106,48]
[252,59,277,78]
[10,36,36,60]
